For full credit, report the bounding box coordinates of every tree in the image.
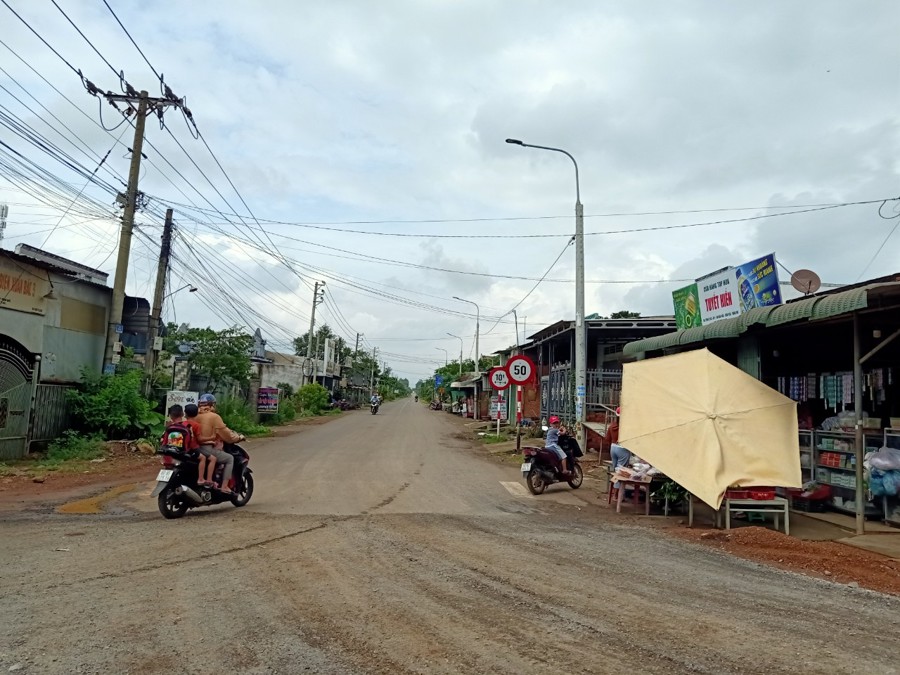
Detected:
[163,324,254,393]
[292,324,352,362]
[609,310,641,319]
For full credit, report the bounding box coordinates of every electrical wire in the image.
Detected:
[100,0,163,81]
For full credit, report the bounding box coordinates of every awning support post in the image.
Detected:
[853,313,865,536]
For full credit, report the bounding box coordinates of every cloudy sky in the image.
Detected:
[1,0,898,382]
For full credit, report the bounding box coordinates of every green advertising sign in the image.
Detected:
[672,283,702,330]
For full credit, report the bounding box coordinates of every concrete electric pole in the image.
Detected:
[101,90,187,373]
[305,281,325,384]
[144,208,173,393]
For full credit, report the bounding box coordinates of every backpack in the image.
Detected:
[160,421,193,451]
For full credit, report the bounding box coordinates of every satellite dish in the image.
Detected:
[790,269,822,295]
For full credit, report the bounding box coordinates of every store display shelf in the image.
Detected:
[817,464,856,472]
[816,447,855,454]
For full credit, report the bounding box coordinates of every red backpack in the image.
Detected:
[160,421,194,451]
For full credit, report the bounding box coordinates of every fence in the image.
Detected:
[29,383,73,447]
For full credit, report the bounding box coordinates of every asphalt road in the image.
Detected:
[2,398,899,674]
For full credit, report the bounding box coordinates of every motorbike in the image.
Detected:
[521,431,584,495]
[151,443,254,519]
[371,402,379,415]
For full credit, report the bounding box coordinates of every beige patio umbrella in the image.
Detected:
[618,348,801,509]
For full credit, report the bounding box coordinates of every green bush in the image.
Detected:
[260,397,297,426]
[276,382,295,399]
[216,397,271,436]
[46,431,106,463]
[296,383,331,415]
[67,369,164,439]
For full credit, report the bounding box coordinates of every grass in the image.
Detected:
[44,431,106,465]
[482,434,511,444]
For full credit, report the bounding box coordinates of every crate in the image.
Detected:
[749,488,776,500]
[725,489,750,499]
[791,497,828,512]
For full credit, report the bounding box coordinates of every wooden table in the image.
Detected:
[688,496,789,534]
[724,497,790,535]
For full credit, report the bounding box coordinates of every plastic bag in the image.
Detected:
[868,446,900,471]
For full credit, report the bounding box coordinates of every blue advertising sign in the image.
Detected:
[734,253,782,312]
[434,375,443,386]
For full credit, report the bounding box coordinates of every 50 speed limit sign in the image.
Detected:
[489,367,511,390]
[505,354,536,385]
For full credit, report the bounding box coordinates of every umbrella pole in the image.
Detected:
[853,313,865,536]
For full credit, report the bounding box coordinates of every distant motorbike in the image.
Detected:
[371,402,379,415]
[152,443,254,519]
[521,431,584,495]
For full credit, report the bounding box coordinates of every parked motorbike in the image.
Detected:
[430,401,442,410]
[152,443,254,519]
[521,431,584,495]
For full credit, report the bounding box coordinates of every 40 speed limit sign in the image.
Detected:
[489,367,511,390]
[505,354,536,385]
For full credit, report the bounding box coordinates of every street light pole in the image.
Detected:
[447,333,463,376]
[506,138,586,447]
[453,296,480,371]
[435,347,448,365]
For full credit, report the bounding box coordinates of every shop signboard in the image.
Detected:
[672,283,701,330]
[697,267,740,325]
[257,387,280,413]
[166,390,198,412]
[734,253,782,312]
[0,255,49,316]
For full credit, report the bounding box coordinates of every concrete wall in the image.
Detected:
[260,362,306,391]
[0,261,111,384]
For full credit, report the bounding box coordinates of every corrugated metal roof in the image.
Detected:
[623,282,898,356]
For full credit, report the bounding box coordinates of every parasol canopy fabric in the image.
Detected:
[618,348,801,509]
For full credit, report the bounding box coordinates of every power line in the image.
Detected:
[100,0,163,81]
[50,0,124,80]
[0,0,83,76]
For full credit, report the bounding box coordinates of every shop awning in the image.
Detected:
[450,372,482,389]
[624,282,897,356]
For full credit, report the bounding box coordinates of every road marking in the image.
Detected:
[500,481,532,498]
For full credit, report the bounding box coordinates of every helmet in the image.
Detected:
[199,393,216,404]
[615,407,621,416]
[549,416,560,424]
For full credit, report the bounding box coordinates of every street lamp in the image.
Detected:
[447,333,463,375]
[506,137,586,446]
[164,284,197,299]
[452,296,480,372]
[435,347,448,365]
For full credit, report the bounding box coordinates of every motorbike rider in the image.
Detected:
[545,416,570,476]
[196,393,245,494]
[370,393,379,408]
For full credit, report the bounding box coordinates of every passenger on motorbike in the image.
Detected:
[196,393,245,494]
[545,416,570,476]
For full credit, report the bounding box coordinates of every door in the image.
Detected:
[0,337,34,459]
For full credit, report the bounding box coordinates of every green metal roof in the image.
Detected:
[623,282,892,356]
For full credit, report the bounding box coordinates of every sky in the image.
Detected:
[1,0,898,383]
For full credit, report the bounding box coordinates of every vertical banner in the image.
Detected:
[734,253,782,312]
[672,283,701,330]
[697,267,740,324]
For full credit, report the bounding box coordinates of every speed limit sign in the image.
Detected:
[489,366,511,390]
[506,354,536,385]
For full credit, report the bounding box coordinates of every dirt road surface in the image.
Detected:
[3,398,899,674]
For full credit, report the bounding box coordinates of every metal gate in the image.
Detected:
[0,337,34,460]
[540,365,573,423]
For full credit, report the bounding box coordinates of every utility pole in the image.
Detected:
[101,89,185,373]
[354,332,361,355]
[305,281,325,384]
[144,208,173,394]
[369,347,378,393]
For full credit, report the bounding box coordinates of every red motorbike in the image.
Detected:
[521,432,584,495]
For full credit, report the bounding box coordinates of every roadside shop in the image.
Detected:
[624,271,900,533]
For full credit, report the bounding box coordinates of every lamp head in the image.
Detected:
[189,286,197,293]
[505,138,523,145]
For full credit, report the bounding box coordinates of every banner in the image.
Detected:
[257,387,280,413]
[672,283,701,330]
[490,395,508,421]
[734,253,782,312]
[697,267,740,324]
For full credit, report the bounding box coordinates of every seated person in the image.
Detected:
[161,403,202,469]
[545,416,570,475]
[183,403,210,486]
